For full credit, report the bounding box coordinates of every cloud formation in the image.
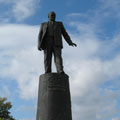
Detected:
[63,22,120,120]
[0,85,11,98]
[0,0,40,21]
[0,24,41,99]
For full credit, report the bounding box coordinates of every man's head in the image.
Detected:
[48,11,56,21]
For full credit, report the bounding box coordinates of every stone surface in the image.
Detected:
[36,73,72,120]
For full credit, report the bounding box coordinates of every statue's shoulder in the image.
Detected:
[56,21,63,25]
[41,22,48,26]
[55,21,64,27]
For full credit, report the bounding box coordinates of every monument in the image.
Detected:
[36,11,77,120]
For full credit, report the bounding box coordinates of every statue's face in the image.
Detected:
[48,12,56,21]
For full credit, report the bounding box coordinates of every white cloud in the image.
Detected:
[67,13,88,18]
[112,118,120,120]
[0,0,41,21]
[0,24,42,99]
[93,0,120,22]
[12,0,40,21]
[64,2,120,118]
[96,0,120,19]
[99,0,120,11]
[65,56,120,120]
[0,86,11,98]
[62,21,120,120]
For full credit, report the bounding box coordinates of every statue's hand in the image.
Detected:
[38,47,42,51]
[70,42,77,47]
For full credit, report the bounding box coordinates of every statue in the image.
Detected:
[38,11,77,74]
[37,11,75,120]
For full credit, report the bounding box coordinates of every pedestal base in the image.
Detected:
[36,73,72,120]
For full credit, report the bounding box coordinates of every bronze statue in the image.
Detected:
[38,11,77,73]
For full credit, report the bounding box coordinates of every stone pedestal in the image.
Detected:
[36,73,72,120]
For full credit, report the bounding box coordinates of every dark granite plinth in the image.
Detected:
[36,73,72,120]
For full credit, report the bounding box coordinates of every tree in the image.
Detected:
[0,97,15,120]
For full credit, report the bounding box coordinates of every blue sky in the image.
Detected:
[0,0,120,120]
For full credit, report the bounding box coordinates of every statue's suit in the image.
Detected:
[38,21,73,73]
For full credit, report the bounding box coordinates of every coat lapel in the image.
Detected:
[44,22,48,31]
[42,22,48,35]
[53,22,57,30]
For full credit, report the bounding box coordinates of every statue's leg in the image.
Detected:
[53,47,64,73]
[44,48,52,73]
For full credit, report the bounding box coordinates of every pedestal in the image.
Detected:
[36,73,72,120]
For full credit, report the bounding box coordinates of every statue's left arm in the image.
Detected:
[61,22,77,47]
[38,23,43,51]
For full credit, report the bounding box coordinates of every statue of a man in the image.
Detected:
[38,11,77,74]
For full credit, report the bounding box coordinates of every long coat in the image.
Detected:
[38,21,73,50]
